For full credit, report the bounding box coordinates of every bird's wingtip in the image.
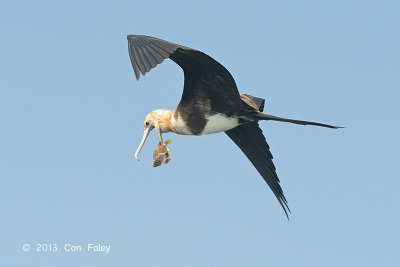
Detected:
[285,207,291,221]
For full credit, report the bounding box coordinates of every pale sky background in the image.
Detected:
[1,0,399,266]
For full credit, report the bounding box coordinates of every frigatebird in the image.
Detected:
[127,35,341,217]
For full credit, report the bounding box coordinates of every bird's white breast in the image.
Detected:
[201,113,239,135]
[171,113,193,135]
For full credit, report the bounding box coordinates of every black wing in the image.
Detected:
[127,35,245,114]
[225,122,290,218]
[127,35,188,80]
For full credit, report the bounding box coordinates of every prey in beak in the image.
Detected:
[134,109,174,160]
[152,140,172,167]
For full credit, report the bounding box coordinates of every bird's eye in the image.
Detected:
[145,121,150,126]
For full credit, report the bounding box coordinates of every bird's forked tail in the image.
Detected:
[256,113,343,129]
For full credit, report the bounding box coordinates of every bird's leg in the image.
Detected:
[156,126,163,145]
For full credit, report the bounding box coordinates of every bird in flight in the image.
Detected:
[127,35,341,218]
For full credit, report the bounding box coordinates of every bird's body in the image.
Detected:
[201,113,240,135]
[127,34,341,218]
[150,108,243,135]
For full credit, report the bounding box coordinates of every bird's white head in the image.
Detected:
[134,109,174,160]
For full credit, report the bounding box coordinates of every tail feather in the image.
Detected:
[258,113,343,129]
[239,93,342,129]
[240,94,265,112]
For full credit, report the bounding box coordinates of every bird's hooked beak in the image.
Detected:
[134,125,163,160]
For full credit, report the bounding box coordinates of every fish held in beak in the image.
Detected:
[152,140,172,167]
[135,109,171,161]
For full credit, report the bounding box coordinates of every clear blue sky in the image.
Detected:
[1,0,399,266]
